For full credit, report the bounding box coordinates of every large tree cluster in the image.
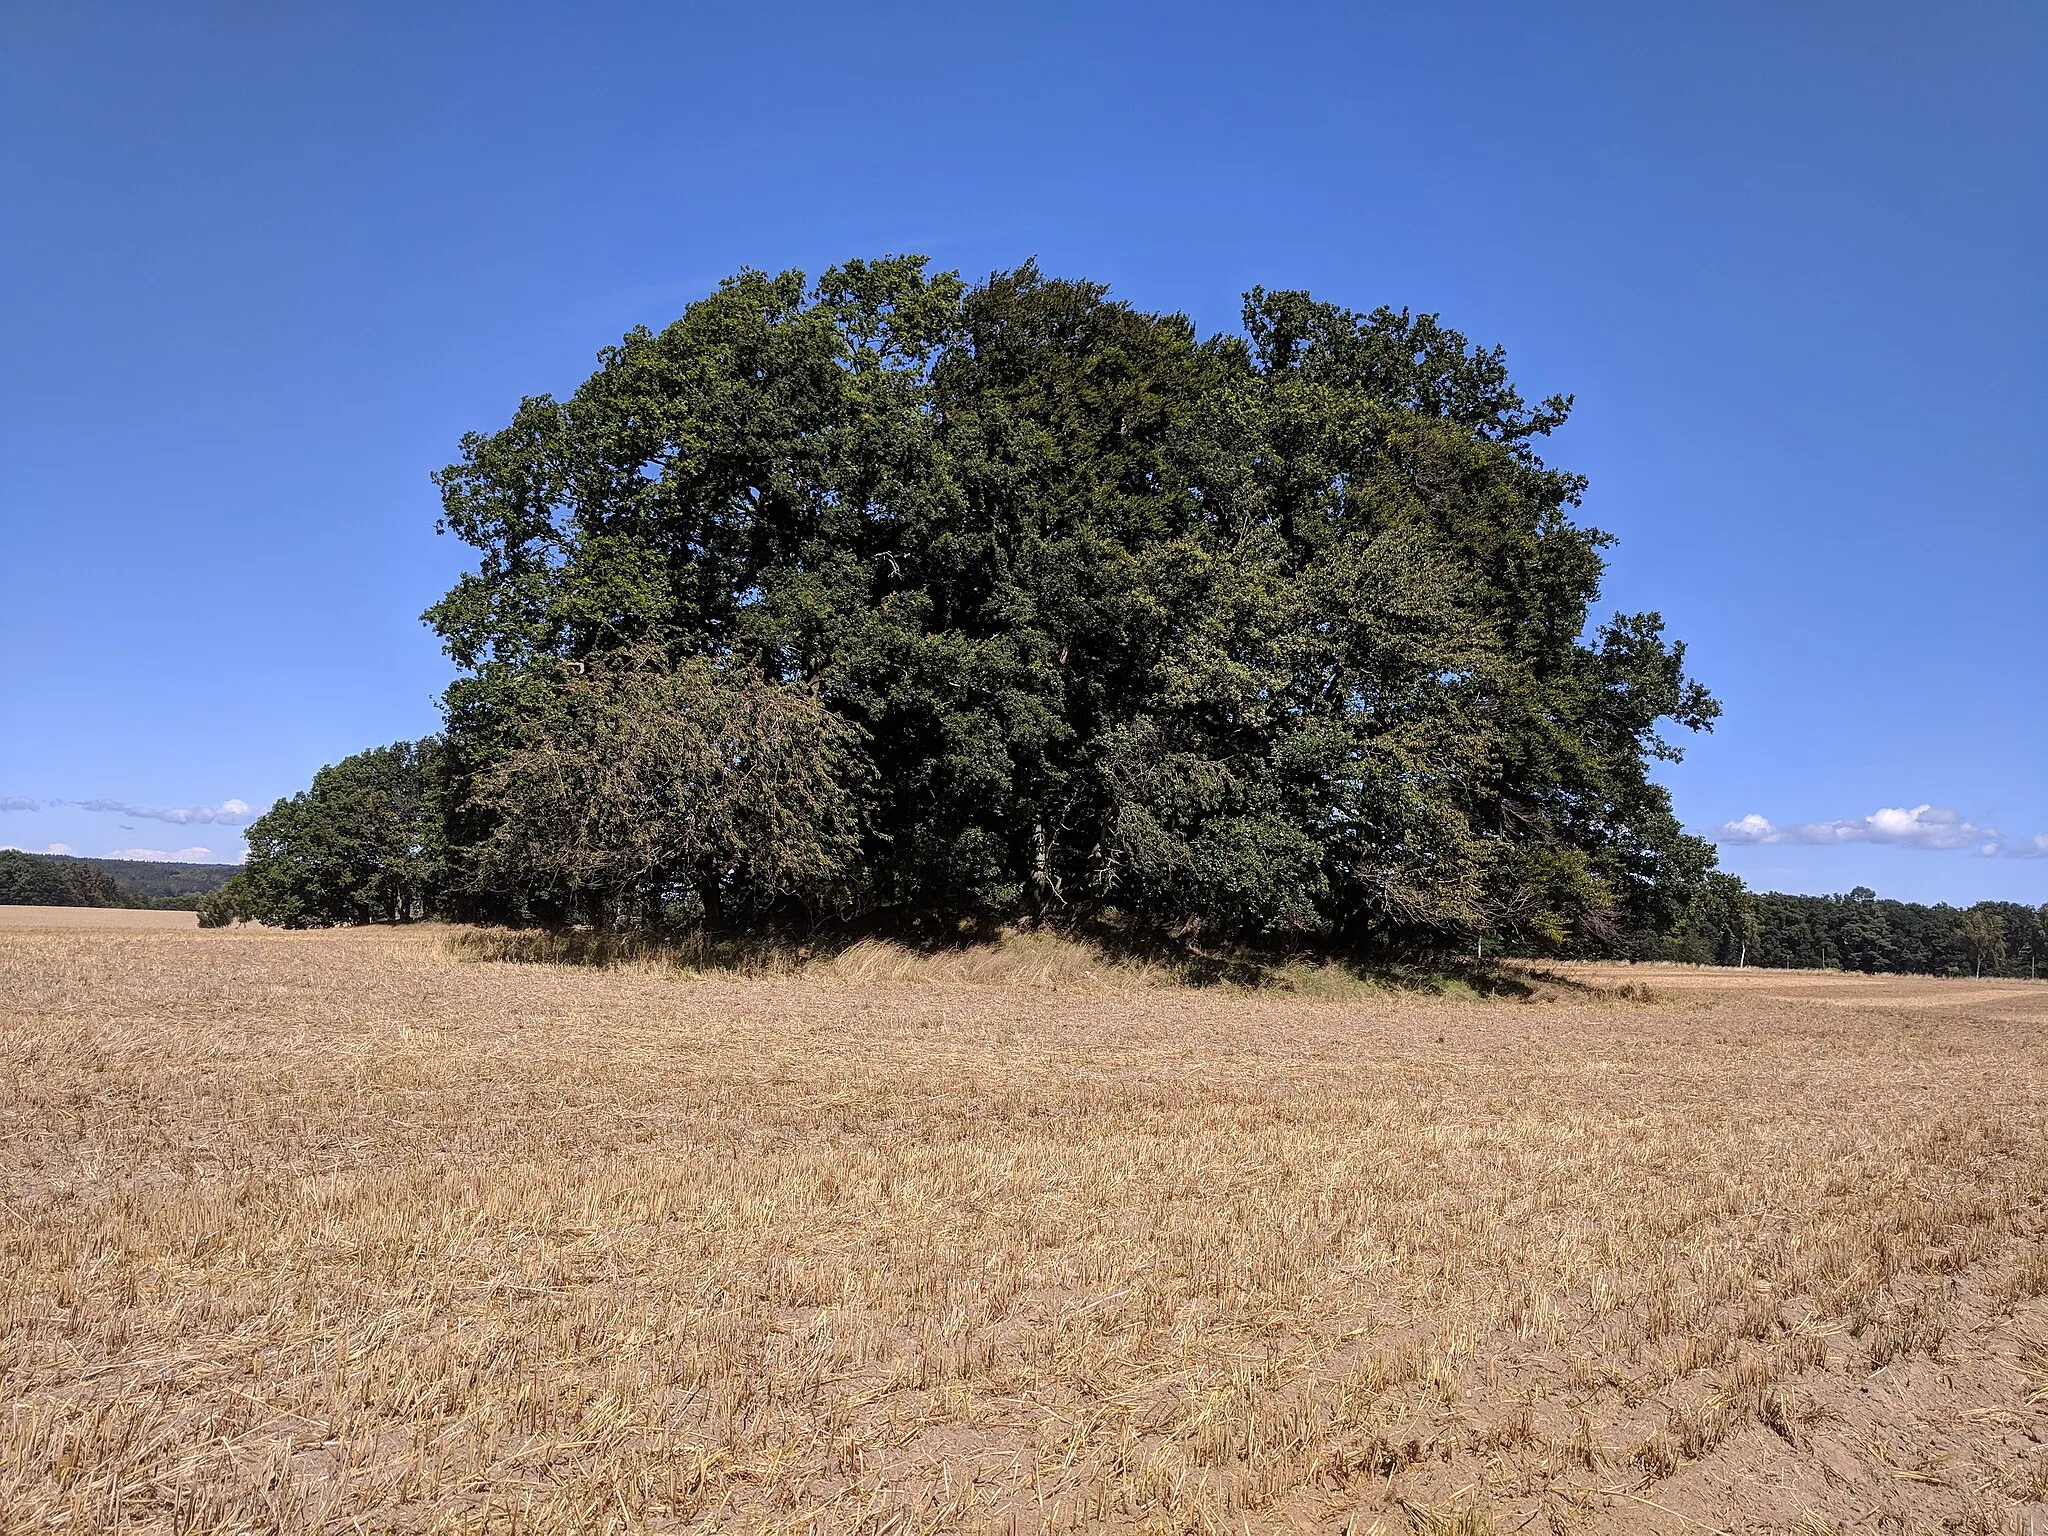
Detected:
[215,258,1721,951]
[0,851,127,908]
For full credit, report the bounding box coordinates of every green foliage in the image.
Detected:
[420,257,1720,950]
[0,852,236,911]
[1955,905,2010,976]
[195,875,252,927]
[463,650,863,929]
[73,858,239,900]
[1743,886,2046,977]
[229,740,447,928]
[1666,871,1760,965]
[0,850,130,907]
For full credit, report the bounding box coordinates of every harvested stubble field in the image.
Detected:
[4,926,2048,1536]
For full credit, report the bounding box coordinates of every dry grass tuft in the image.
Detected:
[442,923,1173,990]
[1996,1245,2048,1312]
[1401,1502,1495,1534]
[442,923,1538,999]
[823,931,1167,990]
[444,923,809,975]
[3,928,2046,1533]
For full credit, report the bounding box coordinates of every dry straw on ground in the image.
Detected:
[3,923,2046,1534]
[0,905,196,931]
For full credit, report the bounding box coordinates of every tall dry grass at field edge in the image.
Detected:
[439,923,1590,1002]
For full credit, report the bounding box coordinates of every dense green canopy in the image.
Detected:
[202,741,444,928]
[1740,887,2047,977]
[404,257,1717,949]
[0,850,127,908]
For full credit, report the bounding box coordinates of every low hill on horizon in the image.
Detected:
[71,854,243,900]
[0,850,241,906]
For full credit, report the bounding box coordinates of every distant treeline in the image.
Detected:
[0,851,241,910]
[70,856,241,901]
[1656,874,2043,979]
[1748,887,2042,978]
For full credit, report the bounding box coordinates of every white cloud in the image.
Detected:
[1713,805,2044,858]
[0,842,74,855]
[105,847,215,862]
[0,796,38,812]
[1715,814,1779,844]
[71,797,252,826]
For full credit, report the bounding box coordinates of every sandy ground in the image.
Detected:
[0,902,197,929]
[1,926,2044,1534]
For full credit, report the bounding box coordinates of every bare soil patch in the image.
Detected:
[2,928,2045,1533]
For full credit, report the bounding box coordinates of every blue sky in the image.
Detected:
[2,2,2041,903]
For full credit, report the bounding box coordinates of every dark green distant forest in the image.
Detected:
[0,850,129,908]
[1748,888,2042,978]
[0,851,237,909]
[80,857,240,901]
[1655,874,2045,979]
[189,257,2041,971]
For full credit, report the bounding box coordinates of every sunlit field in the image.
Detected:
[4,920,2046,1534]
